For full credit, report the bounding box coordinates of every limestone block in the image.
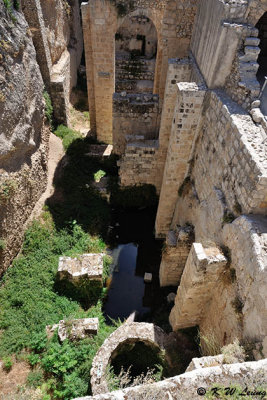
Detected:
[58,318,99,341]
[169,243,227,330]
[144,272,152,283]
[186,355,224,372]
[57,254,104,284]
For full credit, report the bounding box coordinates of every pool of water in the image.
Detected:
[104,243,150,321]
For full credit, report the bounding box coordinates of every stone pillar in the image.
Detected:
[81,0,116,143]
[155,82,206,237]
[159,225,194,287]
[169,243,227,331]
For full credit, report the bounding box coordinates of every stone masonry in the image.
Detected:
[169,243,227,330]
[159,225,194,287]
[90,322,166,396]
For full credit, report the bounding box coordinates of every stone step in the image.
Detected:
[239,61,259,73]
[245,37,260,47]
[244,45,261,56]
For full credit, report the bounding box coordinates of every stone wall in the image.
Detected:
[118,140,162,192]
[222,215,267,357]
[157,89,267,239]
[159,225,194,287]
[81,0,198,143]
[74,359,267,400]
[190,0,248,88]
[169,243,228,330]
[21,0,83,125]
[0,1,49,274]
[113,93,160,155]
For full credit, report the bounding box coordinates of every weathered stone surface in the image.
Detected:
[144,272,152,283]
[74,359,267,400]
[170,243,227,330]
[58,318,99,341]
[57,254,104,284]
[159,225,194,287]
[0,2,49,274]
[186,355,224,372]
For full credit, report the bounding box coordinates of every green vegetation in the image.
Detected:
[0,218,117,398]
[0,179,17,202]
[54,125,82,151]
[2,355,13,372]
[43,91,53,128]
[0,239,6,250]
[94,169,106,183]
[222,210,235,225]
[198,329,221,356]
[0,133,159,398]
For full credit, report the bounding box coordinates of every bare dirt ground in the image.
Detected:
[28,132,64,224]
[0,359,31,399]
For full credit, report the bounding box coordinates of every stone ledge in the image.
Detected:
[73,359,267,400]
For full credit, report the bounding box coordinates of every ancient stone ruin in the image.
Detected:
[0,0,267,398]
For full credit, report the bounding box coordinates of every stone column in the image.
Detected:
[169,243,227,331]
[155,82,206,237]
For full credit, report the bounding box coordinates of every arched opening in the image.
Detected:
[115,15,158,94]
[256,12,267,87]
[108,340,167,388]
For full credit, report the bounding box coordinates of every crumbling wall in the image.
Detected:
[0,1,49,274]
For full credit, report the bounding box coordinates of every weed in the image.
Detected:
[27,369,45,388]
[2,355,13,372]
[222,210,235,225]
[0,239,6,250]
[94,169,106,182]
[43,91,53,128]
[53,125,82,151]
[198,329,221,356]
[0,179,17,202]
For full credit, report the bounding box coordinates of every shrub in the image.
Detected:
[27,369,44,388]
[43,91,53,128]
[2,356,13,372]
[53,125,82,151]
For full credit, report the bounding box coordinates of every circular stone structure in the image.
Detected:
[90,322,166,395]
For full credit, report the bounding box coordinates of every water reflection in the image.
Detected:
[104,243,150,321]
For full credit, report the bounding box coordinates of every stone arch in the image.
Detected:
[114,10,161,95]
[90,322,166,395]
[81,0,198,143]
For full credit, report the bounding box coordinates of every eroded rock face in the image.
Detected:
[0,3,45,170]
[0,2,49,274]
